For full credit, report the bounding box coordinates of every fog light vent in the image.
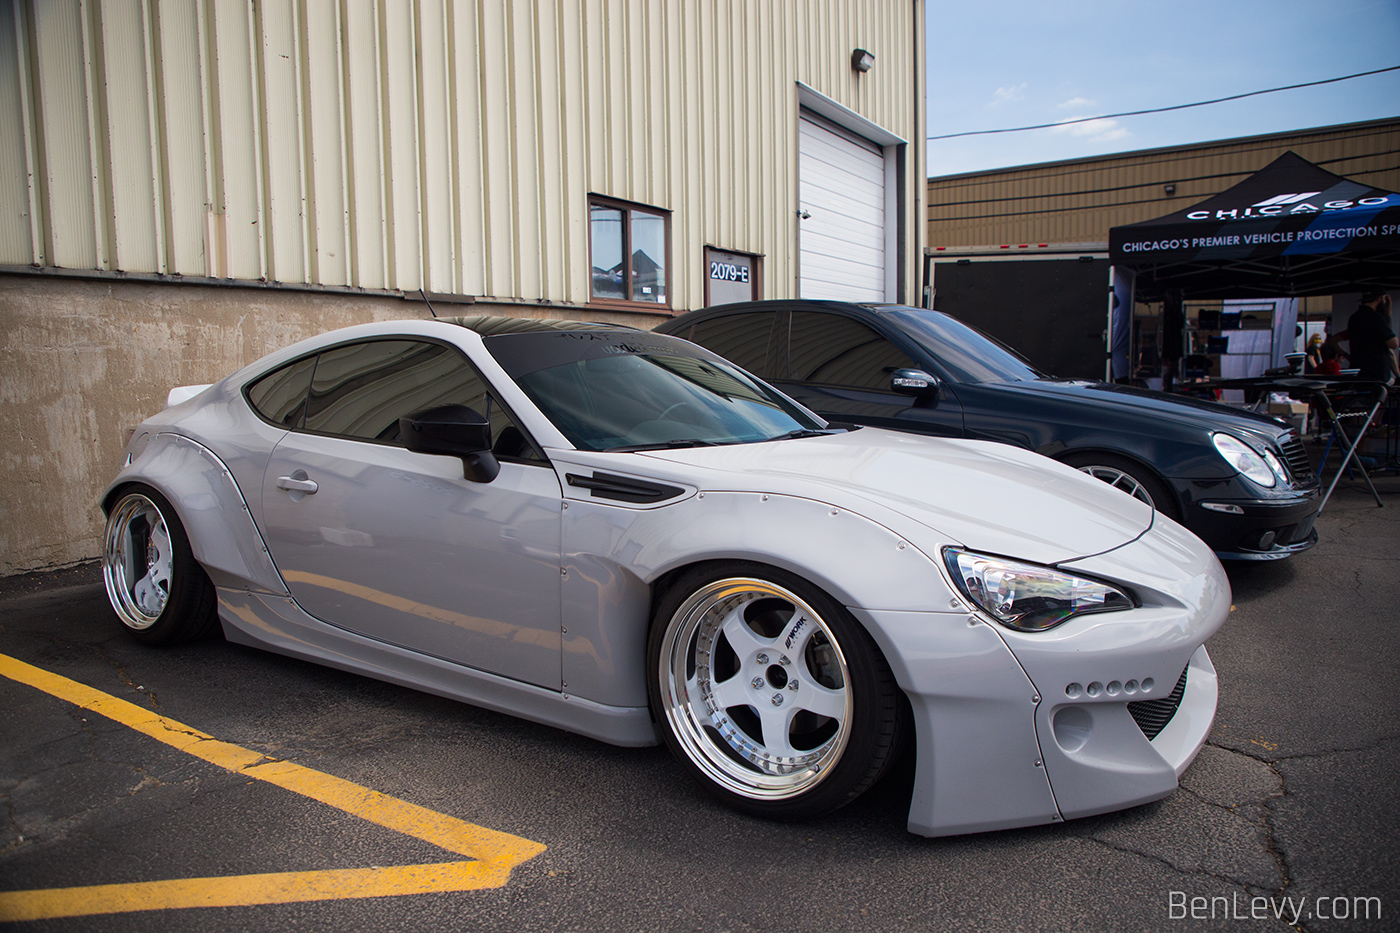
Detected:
[1052,705,1092,753]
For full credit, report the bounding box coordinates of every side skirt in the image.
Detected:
[216,588,660,748]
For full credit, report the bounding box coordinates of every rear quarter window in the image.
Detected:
[245,356,316,427]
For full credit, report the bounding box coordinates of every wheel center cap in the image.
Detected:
[766,665,788,689]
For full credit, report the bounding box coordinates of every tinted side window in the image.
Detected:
[302,340,543,460]
[246,355,316,427]
[688,312,776,377]
[789,312,914,390]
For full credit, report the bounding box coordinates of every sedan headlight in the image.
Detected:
[943,549,1134,632]
[1211,433,1276,487]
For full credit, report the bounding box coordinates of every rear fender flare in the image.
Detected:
[102,433,287,596]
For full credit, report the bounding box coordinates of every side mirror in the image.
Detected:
[890,368,940,400]
[399,405,501,483]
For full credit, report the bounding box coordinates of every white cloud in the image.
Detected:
[991,82,1028,104]
[1051,116,1131,141]
[1058,96,1093,109]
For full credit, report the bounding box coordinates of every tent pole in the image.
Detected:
[1106,266,1115,382]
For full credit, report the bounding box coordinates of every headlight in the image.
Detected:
[943,549,1134,632]
[1261,448,1289,483]
[1212,433,1276,487]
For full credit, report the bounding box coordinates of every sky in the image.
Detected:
[925,0,1400,177]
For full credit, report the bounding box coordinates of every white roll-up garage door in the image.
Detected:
[798,114,886,301]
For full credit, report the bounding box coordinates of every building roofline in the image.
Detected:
[927,116,1400,183]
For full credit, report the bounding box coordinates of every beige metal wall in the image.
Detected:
[926,119,1400,248]
[0,0,926,575]
[2,0,925,307]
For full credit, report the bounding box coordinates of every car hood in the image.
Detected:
[998,379,1288,439]
[633,428,1154,566]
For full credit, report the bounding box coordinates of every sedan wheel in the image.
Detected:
[103,485,218,644]
[1077,464,1154,507]
[1062,452,1181,522]
[648,563,902,819]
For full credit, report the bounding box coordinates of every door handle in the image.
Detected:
[276,474,319,494]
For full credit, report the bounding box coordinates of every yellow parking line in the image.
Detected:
[0,653,546,921]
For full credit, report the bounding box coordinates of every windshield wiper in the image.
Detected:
[763,428,841,442]
[609,438,725,452]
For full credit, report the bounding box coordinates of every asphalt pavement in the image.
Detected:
[1,471,1397,932]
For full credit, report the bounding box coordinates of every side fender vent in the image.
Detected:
[566,472,685,504]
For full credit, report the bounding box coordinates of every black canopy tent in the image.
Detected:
[1105,154,1397,508]
[1109,151,1400,300]
[1103,152,1400,380]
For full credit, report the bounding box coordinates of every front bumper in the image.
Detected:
[1176,479,1320,560]
[853,517,1230,838]
[1035,645,1217,821]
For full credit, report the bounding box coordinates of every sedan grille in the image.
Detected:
[1279,434,1312,482]
[1128,665,1189,741]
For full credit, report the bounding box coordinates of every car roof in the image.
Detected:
[657,299,925,326]
[446,315,641,336]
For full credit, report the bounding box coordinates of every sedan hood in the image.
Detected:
[636,428,1154,566]
[1005,379,1288,440]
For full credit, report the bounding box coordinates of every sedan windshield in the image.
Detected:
[882,308,1045,384]
[484,330,825,451]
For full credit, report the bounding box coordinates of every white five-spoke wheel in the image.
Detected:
[648,563,903,820]
[103,485,218,644]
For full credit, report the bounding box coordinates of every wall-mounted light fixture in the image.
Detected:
[1164,183,1177,196]
[851,48,875,73]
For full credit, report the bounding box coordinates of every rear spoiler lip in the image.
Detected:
[166,384,213,408]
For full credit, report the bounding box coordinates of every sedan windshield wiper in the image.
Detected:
[608,438,725,452]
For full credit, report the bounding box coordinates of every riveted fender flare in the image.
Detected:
[559,489,962,710]
[102,433,288,597]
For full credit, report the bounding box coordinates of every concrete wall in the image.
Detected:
[0,0,928,574]
[0,272,664,574]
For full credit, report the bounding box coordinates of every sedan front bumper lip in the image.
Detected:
[1179,482,1320,558]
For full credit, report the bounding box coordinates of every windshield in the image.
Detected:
[484,330,825,451]
[882,308,1045,383]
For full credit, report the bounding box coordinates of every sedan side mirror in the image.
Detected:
[890,368,940,400]
[399,405,501,483]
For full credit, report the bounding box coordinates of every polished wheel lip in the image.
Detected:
[1077,464,1155,508]
[657,577,853,802]
[103,493,172,630]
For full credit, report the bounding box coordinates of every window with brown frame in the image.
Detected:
[589,196,670,308]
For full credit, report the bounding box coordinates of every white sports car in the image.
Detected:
[101,317,1228,837]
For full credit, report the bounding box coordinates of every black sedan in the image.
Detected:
[656,300,1320,560]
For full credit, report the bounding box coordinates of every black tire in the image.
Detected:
[1060,451,1181,521]
[647,561,904,820]
[102,484,219,644]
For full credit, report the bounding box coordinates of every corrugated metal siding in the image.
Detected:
[927,120,1400,248]
[1,0,924,309]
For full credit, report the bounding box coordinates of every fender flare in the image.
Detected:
[102,433,288,596]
